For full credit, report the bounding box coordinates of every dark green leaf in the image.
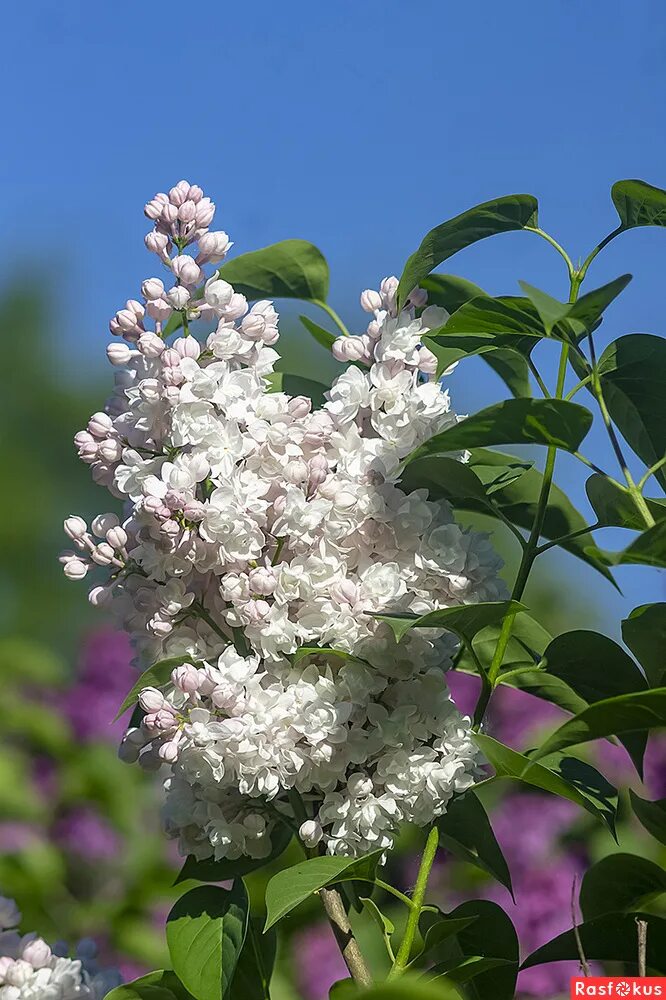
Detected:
[567,274,632,330]
[340,980,463,1000]
[176,824,292,885]
[299,314,337,353]
[292,646,365,665]
[500,669,589,716]
[398,195,538,307]
[399,456,491,505]
[413,912,478,967]
[166,883,249,1000]
[517,282,570,336]
[586,474,666,529]
[580,853,666,920]
[612,178,666,229]
[376,600,526,645]
[520,275,631,337]
[430,900,519,1000]
[597,334,666,491]
[431,957,515,985]
[429,295,546,353]
[482,349,532,398]
[629,789,666,846]
[456,611,552,675]
[360,898,395,959]
[522,912,666,973]
[115,656,199,721]
[534,688,666,761]
[231,917,277,1000]
[474,734,617,832]
[622,604,666,687]
[420,335,468,379]
[104,971,195,1000]
[437,791,513,896]
[264,851,383,931]
[421,274,487,314]
[407,400,592,457]
[613,520,666,568]
[218,240,329,302]
[266,371,329,407]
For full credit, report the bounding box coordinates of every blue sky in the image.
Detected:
[3,0,665,630]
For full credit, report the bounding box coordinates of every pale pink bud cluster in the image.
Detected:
[144,180,214,247]
[61,513,128,580]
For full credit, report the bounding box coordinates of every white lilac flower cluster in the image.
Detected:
[0,897,122,1000]
[61,180,505,859]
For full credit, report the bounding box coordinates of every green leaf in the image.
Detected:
[166,882,249,1000]
[534,688,666,761]
[115,656,199,721]
[498,669,589,716]
[613,519,666,568]
[466,450,616,585]
[292,646,365,665]
[473,734,617,833]
[612,178,666,229]
[622,603,666,687]
[429,295,546,353]
[338,980,463,1000]
[266,371,329,407]
[456,611,552,674]
[420,335,467,379]
[586,474,666,529]
[483,349,532,398]
[299,314,337,352]
[431,956,515,985]
[413,912,479,967]
[539,630,648,773]
[399,456,491,505]
[517,282,570,336]
[397,194,538,307]
[580,853,666,920]
[231,917,277,1000]
[597,333,666,491]
[429,900,519,1000]
[629,789,666,846]
[360,897,395,960]
[521,912,666,973]
[375,600,526,645]
[519,274,631,337]
[218,240,329,302]
[176,824,292,885]
[264,851,383,931]
[406,399,592,457]
[437,791,513,897]
[421,274,487,314]
[104,971,195,1000]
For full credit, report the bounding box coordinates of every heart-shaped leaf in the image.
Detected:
[522,912,666,973]
[580,853,666,920]
[264,851,383,931]
[398,194,538,307]
[166,882,249,1000]
[622,604,666,687]
[612,178,666,229]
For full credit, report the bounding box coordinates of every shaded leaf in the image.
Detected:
[360,898,395,960]
[266,371,329,407]
[299,314,337,353]
[431,956,515,985]
[231,917,277,1000]
[612,178,666,229]
[613,520,666,569]
[597,333,666,491]
[522,912,666,973]
[629,789,666,846]
[580,853,666,920]
[429,900,519,1000]
[474,734,617,833]
[398,195,538,307]
[421,274,487,314]
[376,600,526,645]
[437,791,513,896]
[176,824,292,885]
[622,603,666,687]
[586,474,666,530]
[115,656,199,721]
[264,851,383,931]
[166,882,248,1000]
[341,979,463,1000]
[104,971,195,1000]
[482,349,532,398]
[413,912,478,968]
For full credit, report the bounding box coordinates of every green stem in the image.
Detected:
[534,522,603,556]
[526,227,575,278]
[638,456,666,490]
[375,879,415,909]
[565,375,593,400]
[389,825,440,978]
[527,357,552,398]
[573,451,609,477]
[311,298,351,338]
[575,225,625,286]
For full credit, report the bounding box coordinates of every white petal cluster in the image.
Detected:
[62,181,505,859]
[0,898,119,1000]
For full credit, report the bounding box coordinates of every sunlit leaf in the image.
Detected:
[612,178,666,229]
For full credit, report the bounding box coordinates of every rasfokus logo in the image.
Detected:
[571,978,666,997]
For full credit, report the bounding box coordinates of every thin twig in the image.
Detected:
[637,918,648,978]
[318,886,372,986]
[571,877,591,977]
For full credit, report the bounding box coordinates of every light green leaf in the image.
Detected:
[431,956,515,985]
[612,178,666,229]
[580,853,666,920]
[586,474,666,530]
[597,333,666,491]
[429,295,546,352]
[217,240,329,302]
[412,911,478,968]
[406,399,592,457]
[175,824,292,885]
[104,971,195,1000]
[517,282,570,336]
[474,734,617,833]
[455,611,552,675]
[522,912,666,973]
[166,883,248,1000]
[340,980,463,1000]
[115,656,199,721]
[398,194,538,307]
[266,371,329,407]
[534,688,666,762]
[437,791,513,897]
[264,851,383,931]
[622,603,666,687]
[629,789,666,846]
[375,600,526,645]
[299,314,337,352]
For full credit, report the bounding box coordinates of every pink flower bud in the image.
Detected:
[141,277,165,300]
[75,431,98,462]
[158,738,181,763]
[331,579,359,605]
[106,525,128,549]
[99,438,123,463]
[173,336,201,359]
[21,938,51,969]
[166,286,191,310]
[144,196,166,220]
[162,202,178,225]
[249,566,277,596]
[116,308,139,332]
[194,198,215,228]
[137,332,165,358]
[91,542,116,565]
[0,956,14,979]
[160,519,180,538]
[287,395,311,418]
[299,819,323,848]
[197,231,231,263]
[416,345,438,375]
[187,184,204,203]
[245,599,271,623]
[172,664,201,694]
[145,231,170,256]
[88,411,114,438]
[332,336,368,363]
[171,255,202,286]
[145,297,172,322]
[64,516,88,541]
[272,495,286,517]
[106,342,132,365]
[360,289,382,313]
[91,512,119,537]
[183,500,205,521]
[139,687,165,713]
[143,708,177,736]
[63,557,89,580]
[178,200,196,223]
[204,278,234,311]
[168,183,187,207]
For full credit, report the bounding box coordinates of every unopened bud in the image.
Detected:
[204,278,234,311]
[64,516,88,541]
[248,566,277,596]
[88,411,114,438]
[360,289,382,313]
[172,664,201,694]
[137,332,165,358]
[91,513,119,537]
[91,542,116,565]
[299,819,323,848]
[139,687,165,713]
[106,525,128,549]
[106,342,132,365]
[166,286,191,310]
[145,231,169,256]
[21,939,51,969]
[171,255,202,286]
[332,336,368,363]
[173,336,200,359]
